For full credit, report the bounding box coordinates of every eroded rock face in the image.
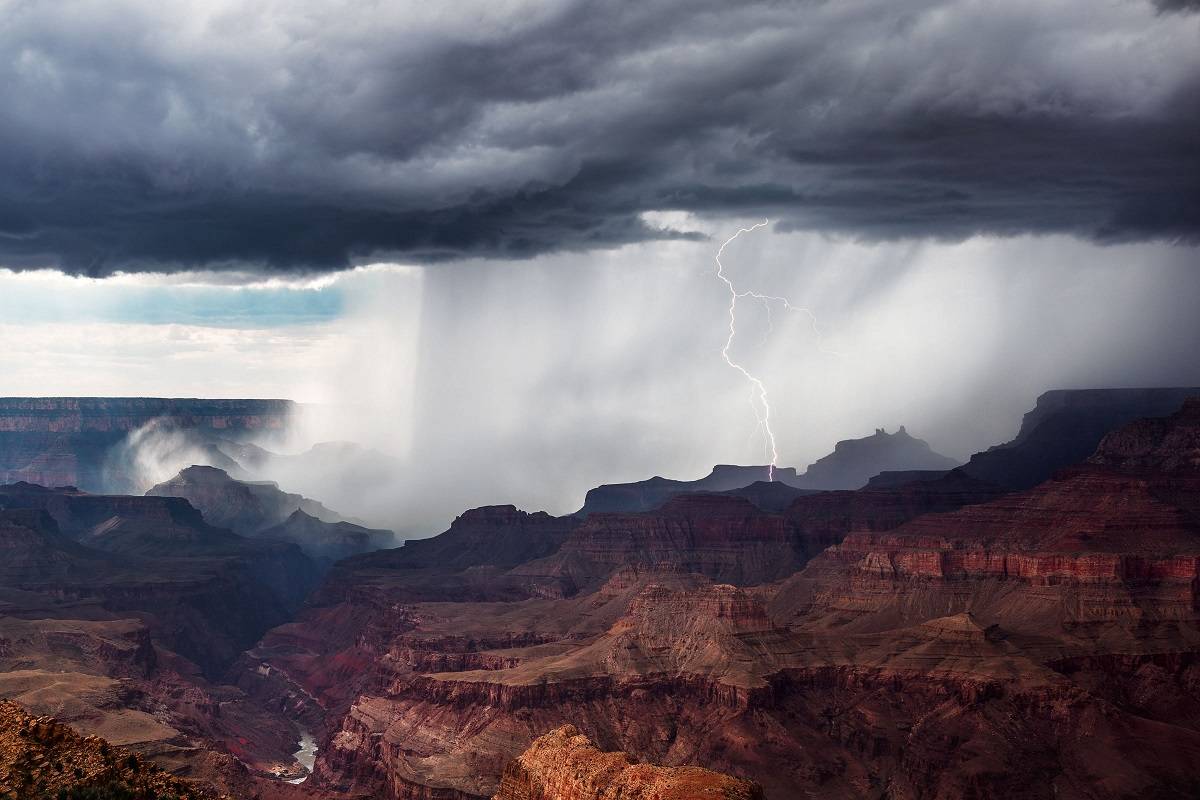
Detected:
[491,725,762,800]
[775,400,1200,633]
[515,495,807,595]
[960,387,1200,489]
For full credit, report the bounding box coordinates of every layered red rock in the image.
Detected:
[234,466,1010,798]
[491,725,762,800]
[514,495,805,594]
[775,401,1200,632]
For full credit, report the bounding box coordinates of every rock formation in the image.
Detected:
[577,427,957,515]
[259,509,395,565]
[148,465,393,563]
[491,725,762,800]
[960,386,1200,489]
[796,425,958,489]
[148,465,346,534]
[233,465,1004,798]
[577,466,806,516]
[0,699,221,799]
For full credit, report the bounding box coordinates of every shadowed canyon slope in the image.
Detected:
[148,465,395,564]
[959,387,1200,490]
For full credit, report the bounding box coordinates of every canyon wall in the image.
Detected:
[0,397,295,492]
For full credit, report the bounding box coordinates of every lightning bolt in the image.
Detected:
[715,218,839,482]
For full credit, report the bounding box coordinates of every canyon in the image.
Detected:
[1,388,1199,798]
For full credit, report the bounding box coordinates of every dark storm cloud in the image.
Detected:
[0,0,1197,274]
[1155,0,1200,12]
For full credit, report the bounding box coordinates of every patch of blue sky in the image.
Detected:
[0,276,344,328]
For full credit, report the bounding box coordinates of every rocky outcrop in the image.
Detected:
[259,510,395,565]
[147,465,394,563]
[148,465,347,534]
[1089,395,1200,474]
[491,725,762,800]
[0,699,222,799]
[960,387,1200,489]
[0,397,295,493]
[797,426,958,490]
[395,505,577,571]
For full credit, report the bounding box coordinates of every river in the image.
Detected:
[287,730,318,784]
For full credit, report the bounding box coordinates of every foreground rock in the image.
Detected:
[0,699,220,799]
[492,725,762,800]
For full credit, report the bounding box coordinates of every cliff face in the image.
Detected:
[0,397,295,493]
[775,400,1200,633]
[491,725,762,800]
[960,387,1200,489]
[516,495,806,594]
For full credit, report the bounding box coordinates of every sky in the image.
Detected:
[0,0,1198,531]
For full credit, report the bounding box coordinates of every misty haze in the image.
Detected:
[0,1,1197,799]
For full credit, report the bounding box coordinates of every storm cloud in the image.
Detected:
[0,0,1197,274]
